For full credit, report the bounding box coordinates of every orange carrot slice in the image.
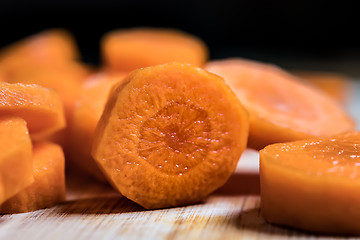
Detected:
[0,117,33,204]
[260,131,360,235]
[293,70,350,104]
[0,28,79,66]
[92,62,249,209]
[69,71,127,182]
[0,82,66,140]
[205,58,355,150]
[101,28,209,72]
[0,142,66,213]
[4,62,90,119]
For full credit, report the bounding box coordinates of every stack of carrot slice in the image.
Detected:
[0,83,66,212]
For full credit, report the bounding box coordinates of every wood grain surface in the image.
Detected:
[1,81,359,240]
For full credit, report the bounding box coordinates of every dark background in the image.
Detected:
[1,0,359,76]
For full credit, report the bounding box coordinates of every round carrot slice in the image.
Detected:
[205,58,355,150]
[260,131,360,235]
[92,62,249,209]
[101,28,209,72]
[0,82,66,140]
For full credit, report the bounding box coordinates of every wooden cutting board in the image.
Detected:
[1,81,359,240]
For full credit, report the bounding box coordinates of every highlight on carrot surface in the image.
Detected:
[205,58,355,150]
[0,82,66,141]
[101,27,209,72]
[0,142,66,213]
[68,70,127,182]
[260,131,360,235]
[0,117,33,205]
[91,62,249,209]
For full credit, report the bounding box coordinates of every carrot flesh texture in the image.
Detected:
[92,62,249,209]
[102,28,209,72]
[0,82,66,141]
[260,132,360,235]
[205,58,355,150]
[0,117,33,204]
[0,142,66,213]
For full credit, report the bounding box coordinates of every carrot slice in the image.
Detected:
[0,82,66,140]
[92,62,249,209]
[69,71,127,182]
[1,60,92,150]
[0,28,79,66]
[101,28,209,72]
[293,70,350,104]
[260,131,360,235]
[3,62,90,119]
[0,117,33,204]
[0,142,66,213]
[205,58,355,150]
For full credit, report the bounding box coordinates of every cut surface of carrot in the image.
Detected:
[101,28,209,72]
[92,62,249,209]
[69,71,127,182]
[0,82,66,140]
[205,58,355,150]
[260,131,360,235]
[0,117,33,204]
[0,142,66,213]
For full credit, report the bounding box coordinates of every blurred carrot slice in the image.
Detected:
[260,131,360,235]
[101,28,209,72]
[0,142,66,213]
[69,71,127,182]
[0,82,66,140]
[0,117,33,205]
[205,58,355,150]
[0,28,80,66]
[293,70,350,104]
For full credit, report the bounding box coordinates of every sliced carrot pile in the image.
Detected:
[0,82,66,140]
[205,58,355,150]
[260,131,360,235]
[0,117,33,205]
[92,62,249,209]
[69,71,127,182]
[101,27,209,72]
[0,142,66,213]
[293,70,350,104]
